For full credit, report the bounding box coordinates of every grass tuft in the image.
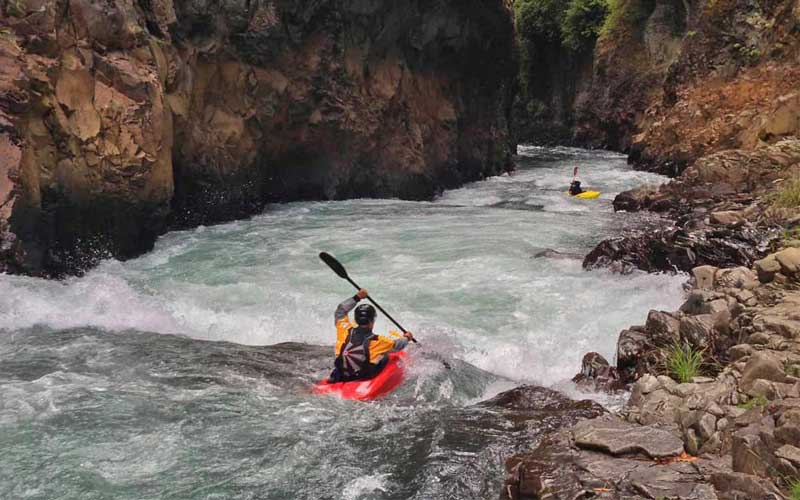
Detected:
[737,394,768,410]
[773,177,800,208]
[789,478,800,500]
[663,341,703,383]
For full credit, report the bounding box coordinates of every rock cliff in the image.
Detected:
[0,0,517,276]
[517,0,800,176]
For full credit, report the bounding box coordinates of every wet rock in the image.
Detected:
[532,249,582,260]
[572,352,623,392]
[505,419,721,500]
[613,186,658,212]
[481,385,605,420]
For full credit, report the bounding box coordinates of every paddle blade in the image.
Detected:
[319,252,349,279]
[573,166,579,178]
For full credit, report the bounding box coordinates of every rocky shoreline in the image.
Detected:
[502,141,800,498]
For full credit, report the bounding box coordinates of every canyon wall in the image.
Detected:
[519,0,800,175]
[0,0,517,276]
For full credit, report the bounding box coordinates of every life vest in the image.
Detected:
[333,327,385,381]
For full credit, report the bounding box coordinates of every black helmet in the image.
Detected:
[354,304,376,325]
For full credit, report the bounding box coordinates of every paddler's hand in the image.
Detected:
[356,288,369,300]
[403,331,415,342]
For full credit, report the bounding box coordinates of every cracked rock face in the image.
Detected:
[0,0,517,276]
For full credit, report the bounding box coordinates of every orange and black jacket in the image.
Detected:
[334,295,409,365]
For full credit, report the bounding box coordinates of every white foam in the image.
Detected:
[0,147,684,387]
[342,474,391,499]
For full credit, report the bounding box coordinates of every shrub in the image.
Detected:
[561,0,610,50]
[514,0,568,43]
[663,340,703,383]
[773,177,800,208]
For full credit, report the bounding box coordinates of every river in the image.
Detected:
[0,147,686,499]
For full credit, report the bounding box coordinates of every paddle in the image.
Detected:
[319,252,418,344]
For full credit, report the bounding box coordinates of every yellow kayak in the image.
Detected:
[566,190,601,199]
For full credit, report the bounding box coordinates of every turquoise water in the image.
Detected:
[0,147,685,499]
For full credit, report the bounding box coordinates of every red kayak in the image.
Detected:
[313,352,407,401]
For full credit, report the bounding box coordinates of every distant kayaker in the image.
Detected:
[329,288,415,382]
[569,179,584,196]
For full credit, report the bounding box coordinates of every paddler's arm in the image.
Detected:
[334,288,369,323]
[386,330,415,351]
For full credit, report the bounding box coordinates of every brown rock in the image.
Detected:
[680,314,715,349]
[754,255,782,283]
[775,247,800,275]
[775,444,800,466]
[693,265,718,289]
[710,210,744,226]
[740,352,789,391]
[572,416,684,458]
[645,310,681,344]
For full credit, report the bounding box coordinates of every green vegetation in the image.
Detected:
[562,0,610,50]
[514,0,567,43]
[514,0,611,97]
[773,177,800,208]
[663,341,703,383]
[5,0,27,17]
[599,0,655,39]
[790,478,800,500]
[515,0,610,51]
[737,394,768,410]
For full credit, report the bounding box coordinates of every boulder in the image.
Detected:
[680,290,731,316]
[613,186,656,212]
[572,416,684,458]
[774,247,800,275]
[754,255,782,283]
[740,352,789,391]
[572,352,622,392]
[728,344,753,361]
[710,210,744,226]
[775,444,800,466]
[693,265,718,289]
[754,315,800,339]
[732,418,776,477]
[710,471,784,498]
[644,310,681,344]
[680,314,715,349]
[715,266,759,290]
[776,408,800,444]
[616,327,650,378]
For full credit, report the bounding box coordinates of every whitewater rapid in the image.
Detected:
[0,146,686,499]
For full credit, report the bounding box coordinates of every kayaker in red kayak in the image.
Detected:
[329,288,415,383]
